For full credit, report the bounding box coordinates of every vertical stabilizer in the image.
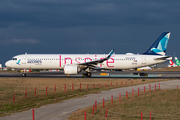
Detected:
[144,32,170,56]
[169,60,174,66]
[175,57,180,66]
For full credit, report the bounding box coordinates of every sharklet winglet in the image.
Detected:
[107,49,114,59]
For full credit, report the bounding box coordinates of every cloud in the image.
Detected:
[0,38,41,44]
[0,0,180,28]
[0,0,180,66]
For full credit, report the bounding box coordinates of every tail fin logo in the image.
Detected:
[175,57,180,66]
[169,60,173,66]
[151,48,165,56]
[144,32,170,55]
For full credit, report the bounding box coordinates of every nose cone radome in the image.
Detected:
[5,61,11,67]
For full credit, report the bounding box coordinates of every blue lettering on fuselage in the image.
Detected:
[27,60,42,64]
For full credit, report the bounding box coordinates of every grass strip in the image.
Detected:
[70,89,180,120]
[0,78,170,117]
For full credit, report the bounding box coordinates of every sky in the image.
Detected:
[0,0,180,66]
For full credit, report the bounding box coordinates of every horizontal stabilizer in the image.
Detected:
[154,56,172,60]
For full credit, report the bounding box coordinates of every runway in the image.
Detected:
[2,80,180,120]
[1,71,180,79]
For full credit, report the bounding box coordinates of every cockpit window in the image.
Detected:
[12,58,17,60]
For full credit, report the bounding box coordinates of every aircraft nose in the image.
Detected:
[5,61,11,67]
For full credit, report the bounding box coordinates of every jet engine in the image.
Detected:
[64,65,81,74]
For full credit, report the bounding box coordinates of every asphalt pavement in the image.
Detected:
[1,71,180,79]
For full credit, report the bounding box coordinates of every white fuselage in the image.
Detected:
[5,54,168,70]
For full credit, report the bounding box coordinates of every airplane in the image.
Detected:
[175,57,180,66]
[168,60,177,67]
[5,32,172,77]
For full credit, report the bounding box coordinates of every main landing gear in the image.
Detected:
[82,72,92,77]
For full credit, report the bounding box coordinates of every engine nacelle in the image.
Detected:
[64,65,80,74]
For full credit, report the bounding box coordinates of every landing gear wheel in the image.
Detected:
[22,73,26,77]
[86,72,92,77]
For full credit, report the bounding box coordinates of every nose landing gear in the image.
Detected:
[22,73,26,77]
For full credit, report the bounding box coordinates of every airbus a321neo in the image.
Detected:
[5,32,172,77]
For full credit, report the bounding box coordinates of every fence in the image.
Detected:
[2,81,180,119]
[71,84,180,120]
[8,81,136,104]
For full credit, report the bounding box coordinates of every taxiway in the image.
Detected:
[0,71,180,79]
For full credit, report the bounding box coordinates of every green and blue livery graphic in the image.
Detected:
[144,32,170,56]
[175,57,180,66]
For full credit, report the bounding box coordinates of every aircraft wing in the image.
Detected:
[78,49,114,67]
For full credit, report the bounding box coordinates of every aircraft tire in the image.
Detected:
[86,72,92,77]
[22,73,26,77]
[139,73,148,76]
